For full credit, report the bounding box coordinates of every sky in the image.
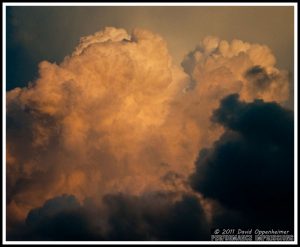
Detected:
[6,6,294,89]
[5,5,295,242]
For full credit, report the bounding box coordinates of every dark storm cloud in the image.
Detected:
[7,195,103,241]
[190,94,294,229]
[23,195,100,241]
[8,192,210,241]
[103,192,209,241]
[26,194,80,225]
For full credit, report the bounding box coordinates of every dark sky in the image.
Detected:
[6,6,294,91]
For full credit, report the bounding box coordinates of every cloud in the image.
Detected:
[6,26,292,240]
[190,94,294,229]
[182,36,289,103]
[6,6,294,91]
[103,192,210,240]
[6,27,189,225]
[7,194,103,240]
[8,192,210,241]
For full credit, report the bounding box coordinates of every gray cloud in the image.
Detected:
[190,94,294,230]
[8,192,210,241]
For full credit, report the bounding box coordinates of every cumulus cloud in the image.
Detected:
[6,27,292,240]
[7,27,188,225]
[8,192,210,241]
[157,36,291,174]
[103,192,210,240]
[190,94,294,229]
[182,36,289,102]
[7,194,103,240]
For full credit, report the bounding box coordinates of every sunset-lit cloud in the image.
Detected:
[6,26,293,240]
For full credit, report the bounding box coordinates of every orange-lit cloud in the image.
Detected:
[6,27,290,228]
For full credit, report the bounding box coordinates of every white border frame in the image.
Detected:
[2,2,298,245]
